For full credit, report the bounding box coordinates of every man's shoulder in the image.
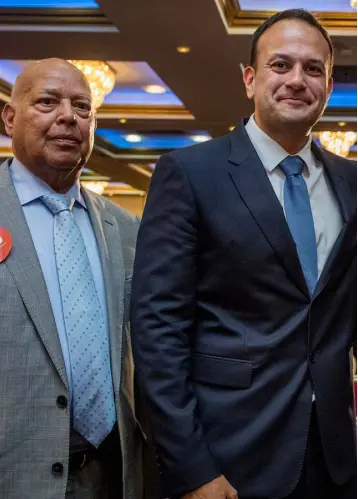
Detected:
[321,148,357,177]
[83,188,139,229]
[102,194,138,225]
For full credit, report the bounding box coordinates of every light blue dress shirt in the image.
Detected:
[10,158,112,405]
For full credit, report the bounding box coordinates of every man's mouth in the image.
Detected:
[51,134,80,144]
[279,97,310,105]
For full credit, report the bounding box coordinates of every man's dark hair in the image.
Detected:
[249,9,334,74]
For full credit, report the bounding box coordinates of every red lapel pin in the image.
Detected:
[0,227,12,262]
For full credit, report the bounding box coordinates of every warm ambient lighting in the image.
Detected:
[229,125,235,131]
[119,118,127,124]
[143,84,166,94]
[319,131,357,158]
[338,121,347,127]
[68,60,116,109]
[82,181,109,195]
[125,134,143,143]
[177,46,191,54]
[191,135,210,143]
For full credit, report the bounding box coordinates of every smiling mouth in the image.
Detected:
[51,136,80,146]
[281,98,309,104]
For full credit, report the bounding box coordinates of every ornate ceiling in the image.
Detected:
[0,0,356,191]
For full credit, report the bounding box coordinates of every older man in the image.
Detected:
[0,58,150,499]
[131,9,357,499]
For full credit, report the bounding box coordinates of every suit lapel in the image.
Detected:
[82,188,125,397]
[312,144,356,297]
[0,160,68,387]
[228,122,310,297]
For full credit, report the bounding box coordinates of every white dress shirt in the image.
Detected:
[245,115,343,278]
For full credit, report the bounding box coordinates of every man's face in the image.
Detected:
[243,19,333,133]
[5,62,95,173]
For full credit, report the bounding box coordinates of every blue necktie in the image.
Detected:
[279,156,318,295]
[41,193,116,447]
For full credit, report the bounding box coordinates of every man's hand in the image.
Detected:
[182,475,238,498]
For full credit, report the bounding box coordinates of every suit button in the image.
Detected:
[309,353,316,363]
[56,395,68,408]
[52,462,63,476]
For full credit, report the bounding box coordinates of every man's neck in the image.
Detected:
[19,159,81,194]
[253,116,310,155]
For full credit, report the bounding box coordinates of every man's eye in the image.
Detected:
[272,62,288,70]
[75,102,91,111]
[39,98,56,105]
[307,66,322,74]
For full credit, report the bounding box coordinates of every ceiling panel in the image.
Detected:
[96,129,211,149]
[0,134,11,147]
[0,59,185,107]
[328,83,357,108]
[237,0,355,13]
[0,0,98,7]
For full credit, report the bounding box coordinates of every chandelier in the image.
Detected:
[68,60,115,109]
[319,131,357,158]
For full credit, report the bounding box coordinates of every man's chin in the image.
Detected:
[45,155,83,171]
[275,109,318,129]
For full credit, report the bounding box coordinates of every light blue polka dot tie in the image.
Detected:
[279,156,318,296]
[41,193,116,447]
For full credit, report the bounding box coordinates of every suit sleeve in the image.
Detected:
[131,152,221,497]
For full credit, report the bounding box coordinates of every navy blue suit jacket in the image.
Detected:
[131,121,357,498]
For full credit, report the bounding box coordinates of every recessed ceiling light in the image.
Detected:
[338,121,347,127]
[177,46,190,54]
[125,134,142,143]
[119,118,127,124]
[143,84,166,94]
[229,125,235,131]
[191,135,210,143]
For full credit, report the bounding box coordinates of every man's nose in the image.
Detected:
[286,65,307,91]
[56,100,77,126]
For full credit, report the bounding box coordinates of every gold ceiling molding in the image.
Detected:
[216,0,357,31]
[0,79,11,103]
[0,147,13,157]
[96,104,194,120]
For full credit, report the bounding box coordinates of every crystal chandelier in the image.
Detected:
[319,131,357,158]
[68,60,115,109]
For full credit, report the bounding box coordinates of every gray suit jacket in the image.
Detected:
[0,159,154,499]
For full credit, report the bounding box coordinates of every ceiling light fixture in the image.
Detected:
[338,121,347,127]
[125,134,143,143]
[143,84,167,94]
[177,46,191,54]
[319,130,357,157]
[119,118,127,124]
[68,60,115,109]
[191,135,210,143]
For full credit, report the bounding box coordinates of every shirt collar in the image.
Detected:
[9,157,87,209]
[245,114,315,174]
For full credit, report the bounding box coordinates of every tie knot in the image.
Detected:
[41,193,74,214]
[279,156,305,177]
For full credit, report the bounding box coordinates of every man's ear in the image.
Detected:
[1,103,16,138]
[327,76,333,97]
[243,66,256,100]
